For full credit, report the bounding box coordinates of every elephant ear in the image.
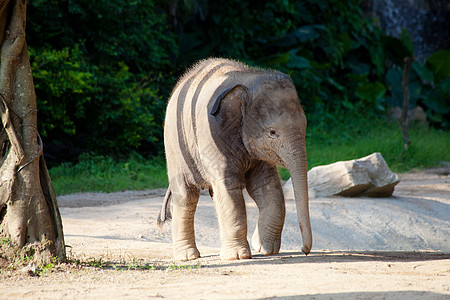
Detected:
[210,85,248,126]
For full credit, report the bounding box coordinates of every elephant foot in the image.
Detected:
[174,246,200,261]
[220,244,252,260]
[251,229,281,255]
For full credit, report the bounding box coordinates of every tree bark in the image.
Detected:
[0,0,65,264]
[362,0,450,62]
[401,57,413,151]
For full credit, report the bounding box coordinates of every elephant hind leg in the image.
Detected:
[171,180,201,261]
[245,162,285,255]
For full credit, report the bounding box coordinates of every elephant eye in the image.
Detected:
[268,128,278,138]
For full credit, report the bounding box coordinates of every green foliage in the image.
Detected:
[65,248,197,271]
[356,82,386,110]
[26,0,449,164]
[29,45,96,138]
[0,251,60,276]
[383,46,450,128]
[426,50,450,82]
[167,262,201,270]
[27,0,177,159]
[37,257,59,275]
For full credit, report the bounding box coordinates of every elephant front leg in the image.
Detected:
[171,186,201,261]
[211,182,252,260]
[246,163,286,255]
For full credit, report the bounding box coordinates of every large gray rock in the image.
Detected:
[362,0,450,62]
[283,152,400,199]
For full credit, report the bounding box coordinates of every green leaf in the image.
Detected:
[400,29,414,55]
[386,67,403,92]
[287,54,312,69]
[412,61,434,83]
[356,82,386,102]
[381,35,413,65]
[423,97,450,115]
[376,97,386,111]
[293,25,324,42]
[338,32,351,55]
[259,52,290,67]
[349,62,370,76]
[408,80,423,103]
[370,45,385,77]
[426,50,450,82]
[423,80,450,114]
[327,78,345,91]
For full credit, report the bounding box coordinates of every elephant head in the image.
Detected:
[210,74,312,255]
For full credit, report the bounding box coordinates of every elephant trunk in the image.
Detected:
[283,145,312,255]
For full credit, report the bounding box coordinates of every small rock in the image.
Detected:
[0,257,9,267]
[21,262,37,274]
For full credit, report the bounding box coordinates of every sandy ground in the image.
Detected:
[1,172,449,299]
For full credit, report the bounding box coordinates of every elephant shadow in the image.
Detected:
[201,250,450,269]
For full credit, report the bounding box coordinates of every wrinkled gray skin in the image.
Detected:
[158,58,312,261]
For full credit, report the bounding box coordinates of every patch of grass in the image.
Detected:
[36,257,59,275]
[50,119,448,193]
[125,258,157,271]
[65,248,157,271]
[279,119,449,180]
[84,257,107,268]
[167,262,201,270]
[13,253,32,267]
[50,153,168,195]
[306,120,449,172]
[65,249,197,271]
[1,248,61,276]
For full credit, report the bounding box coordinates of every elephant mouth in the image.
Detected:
[259,147,284,166]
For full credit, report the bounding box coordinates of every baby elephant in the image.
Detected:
[158,58,312,260]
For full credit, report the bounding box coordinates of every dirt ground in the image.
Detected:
[1,172,449,299]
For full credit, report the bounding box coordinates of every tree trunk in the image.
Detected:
[0,0,65,264]
[400,57,413,151]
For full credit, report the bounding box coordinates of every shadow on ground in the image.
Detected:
[200,250,450,269]
[263,291,446,300]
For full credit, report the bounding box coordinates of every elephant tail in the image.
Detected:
[157,188,172,230]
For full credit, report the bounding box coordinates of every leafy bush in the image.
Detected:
[26,0,449,165]
[27,0,178,161]
[381,33,450,128]
[29,45,95,138]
